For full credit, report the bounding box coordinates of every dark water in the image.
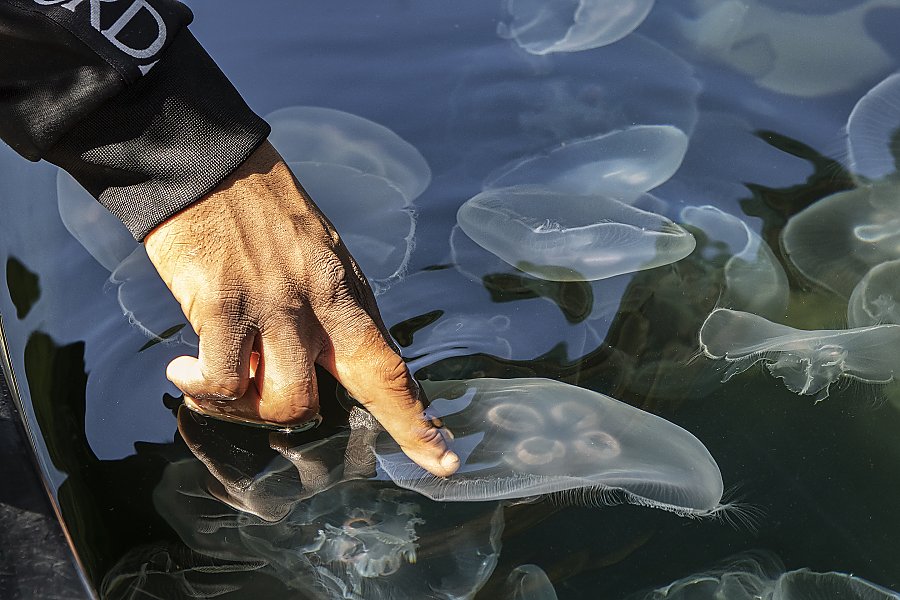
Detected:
[3,1,900,598]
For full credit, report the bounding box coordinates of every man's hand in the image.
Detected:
[144,141,459,477]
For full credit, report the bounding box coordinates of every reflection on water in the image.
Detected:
[3,1,900,598]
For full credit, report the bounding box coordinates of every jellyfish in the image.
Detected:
[781,183,900,297]
[699,308,900,400]
[848,260,900,326]
[485,125,689,202]
[456,186,696,282]
[497,0,655,55]
[56,170,137,272]
[847,73,900,183]
[680,205,788,318]
[643,552,900,599]
[503,565,559,600]
[673,0,894,97]
[376,378,725,516]
[265,106,431,202]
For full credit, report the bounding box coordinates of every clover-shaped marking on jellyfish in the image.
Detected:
[498,0,656,55]
[485,125,688,203]
[848,260,900,327]
[699,308,900,401]
[376,377,725,517]
[456,185,696,282]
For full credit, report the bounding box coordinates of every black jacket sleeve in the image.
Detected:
[0,0,271,240]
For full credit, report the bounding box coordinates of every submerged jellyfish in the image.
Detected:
[498,0,655,55]
[848,260,900,326]
[56,170,137,272]
[265,106,431,202]
[485,125,689,202]
[781,183,900,297]
[699,308,900,400]
[457,186,696,282]
[674,0,894,97]
[503,565,559,600]
[847,73,900,183]
[644,552,900,599]
[680,205,788,318]
[376,378,724,516]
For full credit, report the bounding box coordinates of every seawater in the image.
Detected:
[2,1,900,598]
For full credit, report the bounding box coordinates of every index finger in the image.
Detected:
[319,310,460,478]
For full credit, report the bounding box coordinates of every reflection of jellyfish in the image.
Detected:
[848,260,900,326]
[642,552,900,599]
[699,308,900,400]
[498,0,655,55]
[56,170,137,272]
[782,184,900,297]
[503,565,559,600]
[680,205,788,318]
[376,378,725,517]
[485,125,689,202]
[673,0,894,97]
[236,481,505,600]
[847,73,900,182]
[457,186,696,282]
[266,106,431,201]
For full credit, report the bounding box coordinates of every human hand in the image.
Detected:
[144,141,459,477]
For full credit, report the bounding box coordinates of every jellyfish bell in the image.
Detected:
[498,0,656,55]
[848,260,900,326]
[503,564,559,600]
[679,205,788,318]
[781,183,900,297]
[485,125,689,202]
[699,308,900,401]
[456,185,696,282]
[375,377,725,517]
[847,73,900,183]
[265,106,431,202]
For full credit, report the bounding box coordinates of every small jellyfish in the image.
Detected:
[699,308,900,400]
[265,106,431,202]
[680,205,788,318]
[503,565,559,600]
[456,185,696,282]
[674,0,894,97]
[498,0,655,55]
[376,377,725,517]
[848,260,900,327]
[847,73,900,183]
[781,183,900,297]
[485,125,689,202]
[56,170,137,272]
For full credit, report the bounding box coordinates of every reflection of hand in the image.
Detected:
[144,141,458,477]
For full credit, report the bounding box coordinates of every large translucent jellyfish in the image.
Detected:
[456,186,696,282]
[376,378,725,516]
[848,260,900,327]
[680,205,788,318]
[485,125,689,202]
[503,565,559,600]
[674,0,895,97]
[266,106,431,202]
[847,73,900,183]
[643,553,900,599]
[699,308,900,400]
[497,0,655,55]
[781,184,900,297]
[56,170,137,272]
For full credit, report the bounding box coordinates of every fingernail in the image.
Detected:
[441,451,460,472]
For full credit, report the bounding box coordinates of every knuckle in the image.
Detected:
[197,374,247,400]
[379,354,418,401]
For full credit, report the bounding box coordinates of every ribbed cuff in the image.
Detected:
[44,30,271,241]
